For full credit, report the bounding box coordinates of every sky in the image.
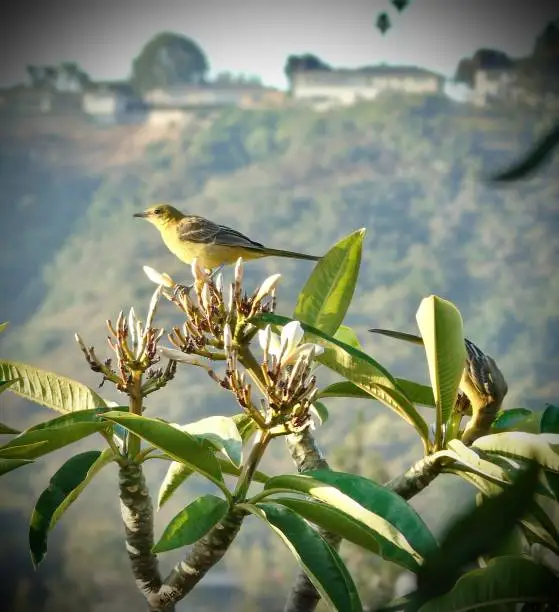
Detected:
[1,1,557,90]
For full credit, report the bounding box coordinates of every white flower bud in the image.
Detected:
[253,274,281,306]
[201,284,211,311]
[223,324,233,351]
[234,257,244,286]
[143,265,174,289]
[214,272,223,293]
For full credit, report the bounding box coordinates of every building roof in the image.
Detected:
[291,64,445,83]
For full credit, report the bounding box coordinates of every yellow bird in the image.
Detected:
[134,204,321,270]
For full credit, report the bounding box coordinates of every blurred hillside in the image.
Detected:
[1,94,558,610]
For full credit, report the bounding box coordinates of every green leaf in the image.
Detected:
[419,556,559,611]
[0,420,20,434]
[231,413,258,443]
[254,313,429,444]
[368,328,423,345]
[415,463,540,606]
[310,401,329,425]
[243,502,363,612]
[319,380,434,408]
[473,432,559,473]
[49,448,114,529]
[491,408,539,433]
[0,458,34,476]
[0,361,106,413]
[540,406,559,500]
[395,379,435,407]
[157,462,194,510]
[0,409,111,460]
[333,325,363,350]
[0,378,20,395]
[263,470,437,570]
[275,497,382,555]
[446,440,511,486]
[294,228,365,336]
[416,296,466,441]
[175,416,243,467]
[541,405,559,434]
[101,412,226,492]
[153,494,229,553]
[0,321,8,334]
[29,450,112,566]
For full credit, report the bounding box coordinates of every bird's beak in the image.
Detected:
[133,211,147,218]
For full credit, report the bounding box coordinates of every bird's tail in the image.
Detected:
[260,247,321,262]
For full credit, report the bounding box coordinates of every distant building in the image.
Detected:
[144,83,282,109]
[471,66,559,110]
[83,82,144,123]
[289,65,445,106]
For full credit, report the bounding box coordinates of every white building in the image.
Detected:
[143,84,274,109]
[290,65,445,106]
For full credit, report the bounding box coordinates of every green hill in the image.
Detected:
[0,94,557,610]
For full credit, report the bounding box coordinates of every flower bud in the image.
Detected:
[223,324,233,351]
[234,257,244,286]
[143,265,174,289]
[253,274,281,308]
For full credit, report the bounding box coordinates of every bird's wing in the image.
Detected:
[177,216,265,249]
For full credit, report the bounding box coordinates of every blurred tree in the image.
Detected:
[284,54,331,79]
[131,32,209,93]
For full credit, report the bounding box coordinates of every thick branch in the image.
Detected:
[119,460,244,611]
[284,429,341,612]
[384,453,445,500]
[118,461,165,609]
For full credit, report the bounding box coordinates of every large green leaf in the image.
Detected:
[153,494,229,553]
[416,296,466,443]
[294,229,365,336]
[0,420,20,434]
[101,412,226,493]
[231,413,258,444]
[157,462,194,510]
[414,462,540,607]
[319,379,435,408]
[263,470,437,570]
[275,497,382,555]
[253,313,429,444]
[333,325,363,350]
[242,502,363,612]
[174,416,243,467]
[50,448,114,528]
[445,440,511,486]
[473,432,559,473]
[0,409,111,460]
[419,556,559,611]
[540,405,559,500]
[0,378,19,395]
[541,405,559,434]
[0,361,106,413]
[491,408,540,433]
[0,458,34,476]
[29,450,113,566]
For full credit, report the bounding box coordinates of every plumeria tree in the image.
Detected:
[1,230,558,611]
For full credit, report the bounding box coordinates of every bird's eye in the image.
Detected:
[153,207,163,215]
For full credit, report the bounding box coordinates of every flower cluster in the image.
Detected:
[223,320,324,433]
[145,258,279,359]
[75,286,176,395]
